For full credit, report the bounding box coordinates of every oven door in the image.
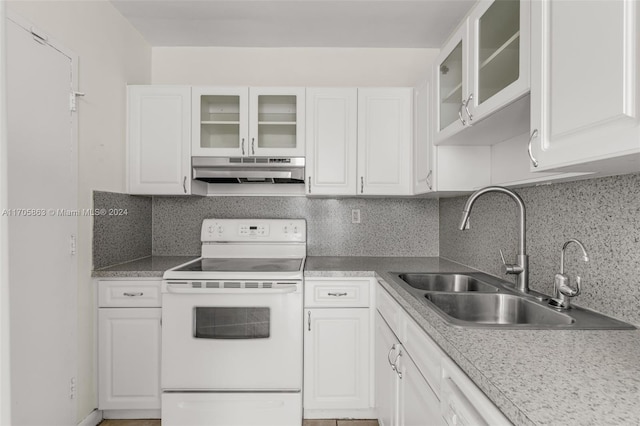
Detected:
[161,281,303,391]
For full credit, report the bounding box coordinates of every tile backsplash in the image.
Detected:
[92,191,152,269]
[152,196,439,257]
[439,173,640,326]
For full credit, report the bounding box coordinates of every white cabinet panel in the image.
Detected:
[375,313,400,426]
[98,308,161,410]
[304,278,370,308]
[530,0,640,172]
[128,86,191,195]
[304,308,370,410]
[306,88,358,195]
[98,280,161,308]
[358,88,413,195]
[399,353,445,426]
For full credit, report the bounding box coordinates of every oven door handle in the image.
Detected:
[165,284,298,295]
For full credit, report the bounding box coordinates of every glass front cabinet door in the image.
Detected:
[192,87,305,157]
[435,21,469,143]
[468,0,530,120]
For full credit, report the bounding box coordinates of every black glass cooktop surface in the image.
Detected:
[175,258,303,273]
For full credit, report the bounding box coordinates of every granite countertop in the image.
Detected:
[92,256,197,278]
[306,256,640,426]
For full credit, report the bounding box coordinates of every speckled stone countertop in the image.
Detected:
[306,256,640,426]
[92,256,197,278]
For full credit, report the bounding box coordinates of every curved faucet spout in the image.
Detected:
[459,186,526,255]
[459,186,529,293]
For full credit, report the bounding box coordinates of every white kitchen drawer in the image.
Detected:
[304,278,371,308]
[402,311,444,399]
[376,281,403,339]
[98,280,162,308]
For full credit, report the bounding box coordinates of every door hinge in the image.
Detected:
[70,92,85,112]
[70,234,77,255]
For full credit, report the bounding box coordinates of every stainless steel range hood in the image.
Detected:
[192,157,305,184]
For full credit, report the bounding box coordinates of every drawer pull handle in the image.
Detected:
[327,292,348,297]
[123,292,143,297]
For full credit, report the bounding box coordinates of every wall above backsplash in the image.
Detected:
[152,196,439,257]
[439,172,640,326]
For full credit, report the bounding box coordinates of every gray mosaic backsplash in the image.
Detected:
[93,191,152,269]
[439,173,640,326]
[152,196,439,257]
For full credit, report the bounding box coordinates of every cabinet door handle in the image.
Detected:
[241,138,245,155]
[458,101,467,125]
[327,292,347,297]
[464,93,474,123]
[308,176,311,194]
[307,311,311,331]
[252,138,255,155]
[360,176,364,194]
[387,344,398,368]
[426,170,433,190]
[182,176,187,194]
[123,292,143,297]
[392,349,403,379]
[528,129,539,168]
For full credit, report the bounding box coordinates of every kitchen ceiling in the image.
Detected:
[110,0,476,48]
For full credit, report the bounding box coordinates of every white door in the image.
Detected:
[128,86,192,195]
[305,88,358,195]
[358,88,413,195]
[375,313,399,426]
[530,0,640,172]
[398,354,445,426]
[98,308,161,410]
[192,86,248,157]
[304,308,370,410]
[6,16,77,425]
[249,87,305,157]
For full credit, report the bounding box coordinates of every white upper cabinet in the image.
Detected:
[435,0,531,146]
[435,23,469,143]
[468,0,530,120]
[192,87,248,157]
[192,87,305,157]
[529,0,640,173]
[127,86,192,195]
[413,79,435,194]
[250,87,305,157]
[306,88,358,195]
[358,88,413,196]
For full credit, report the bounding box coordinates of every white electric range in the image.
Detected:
[161,218,306,426]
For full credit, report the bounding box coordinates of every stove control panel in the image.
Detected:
[201,219,306,242]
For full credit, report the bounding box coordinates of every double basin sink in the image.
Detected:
[391,272,634,329]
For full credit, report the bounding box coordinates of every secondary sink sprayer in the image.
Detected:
[459,186,530,294]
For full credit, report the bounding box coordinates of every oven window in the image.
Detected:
[194,307,270,339]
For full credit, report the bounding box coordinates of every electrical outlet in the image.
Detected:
[351,209,361,224]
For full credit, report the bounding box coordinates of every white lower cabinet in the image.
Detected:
[375,312,444,426]
[376,282,511,426]
[98,280,162,412]
[303,278,375,418]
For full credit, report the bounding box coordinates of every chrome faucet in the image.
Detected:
[459,186,530,294]
[549,239,589,310]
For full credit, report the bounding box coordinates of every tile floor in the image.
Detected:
[98,419,378,426]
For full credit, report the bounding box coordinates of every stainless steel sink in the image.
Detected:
[424,293,574,327]
[389,272,635,329]
[396,273,499,292]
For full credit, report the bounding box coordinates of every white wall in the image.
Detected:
[0,1,11,424]
[153,47,437,86]
[5,1,151,422]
